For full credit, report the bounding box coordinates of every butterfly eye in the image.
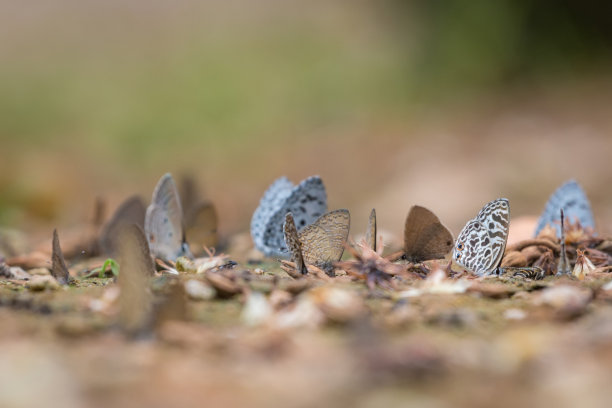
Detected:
[456,242,464,251]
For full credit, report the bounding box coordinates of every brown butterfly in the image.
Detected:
[284,209,350,274]
[404,205,453,263]
[185,201,219,253]
[365,208,377,252]
[117,224,154,337]
[98,195,146,257]
[51,229,71,285]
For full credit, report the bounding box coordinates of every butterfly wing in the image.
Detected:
[98,195,146,256]
[51,229,70,285]
[145,173,186,261]
[365,208,377,252]
[117,224,154,336]
[453,198,510,276]
[185,201,218,252]
[404,205,453,263]
[283,213,307,274]
[179,173,200,219]
[534,180,594,237]
[250,177,294,252]
[299,209,350,270]
[261,176,327,257]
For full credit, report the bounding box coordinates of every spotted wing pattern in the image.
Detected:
[253,176,327,257]
[499,266,545,280]
[534,180,594,237]
[283,213,307,274]
[365,209,377,252]
[453,198,510,276]
[250,177,294,251]
[404,205,453,263]
[299,209,350,271]
[145,173,190,261]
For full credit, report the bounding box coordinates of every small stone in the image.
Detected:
[308,286,366,323]
[28,268,51,276]
[269,289,293,310]
[504,308,527,320]
[535,285,592,318]
[26,275,60,291]
[602,280,612,291]
[427,308,479,329]
[184,279,216,301]
[6,266,32,280]
[241,291,272,327]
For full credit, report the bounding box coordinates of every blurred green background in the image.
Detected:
[1,0,611,238]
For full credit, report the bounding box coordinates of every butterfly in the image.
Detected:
[283,209,350,274]
[534,180,594,237]
[51,229,71,285]
[145,173,192,261]
[185,201,218,253]
[453,198,510,276]
[365,209,377,252]
[98,195,146,257]
[117,224,154,336]
[251,176,327,257]
[404,205,453,263]
[177,174,219,253]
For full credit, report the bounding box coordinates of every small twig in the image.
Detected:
[506,239,560,254]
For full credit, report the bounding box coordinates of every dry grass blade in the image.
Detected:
[117,224,154,337]
[51,229,71,285]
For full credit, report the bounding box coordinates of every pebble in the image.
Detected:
[26,275,60,291]
[184,279,216,301]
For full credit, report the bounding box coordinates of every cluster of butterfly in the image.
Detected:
[250,176,595,277]
[98,173,218,262]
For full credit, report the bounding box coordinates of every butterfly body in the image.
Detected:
[283,209,350,274]
[251,176,327,257]
[453,198,510,276]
